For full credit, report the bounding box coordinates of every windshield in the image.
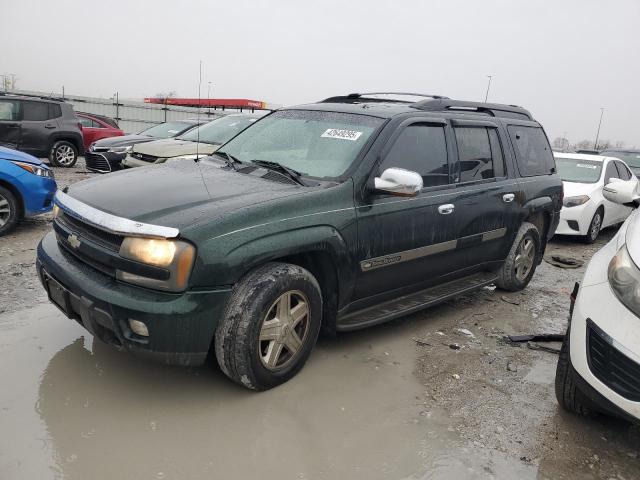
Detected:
[600,151,640,168]
[218,110,384,178]
[178,116,258,145]
[140,121,194,138]
[555,157,602,183]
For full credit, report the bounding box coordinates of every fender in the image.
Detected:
[521,196,553,218]
[193,225,357,307]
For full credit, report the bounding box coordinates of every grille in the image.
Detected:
[56,212,123,251]
[132,152,158,163]
[587,320,640,401]
[85,152,111,172]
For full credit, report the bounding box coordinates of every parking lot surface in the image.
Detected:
[0,159,638,480]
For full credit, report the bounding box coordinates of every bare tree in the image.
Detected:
[154,91,177,102]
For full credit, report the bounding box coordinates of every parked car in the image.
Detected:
[0,146,56,235]
[85,119,204,173]
[556,180,640,423]
[37,93,562,390]
[0,93,83,167]
[554,152,636,243]
[599,149,640,177]
[121,113,263,168]
[76,112,124,151]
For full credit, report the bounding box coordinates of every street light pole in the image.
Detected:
[484,75,492,102]
[594,108,605,150]
[207,82,212,115]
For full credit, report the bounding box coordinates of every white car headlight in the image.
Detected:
[108,145,132,154]
[563,195,590,208]
[608,245,640,317]
[117,237,196,292]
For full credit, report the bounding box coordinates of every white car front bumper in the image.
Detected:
[555,201,596,236]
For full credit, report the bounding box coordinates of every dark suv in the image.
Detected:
[37,93,562,390]
[0,94,83,167]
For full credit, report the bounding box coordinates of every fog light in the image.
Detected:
[129,319,149,337]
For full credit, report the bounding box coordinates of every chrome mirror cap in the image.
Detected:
[373,168,423,197]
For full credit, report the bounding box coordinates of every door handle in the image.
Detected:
[438,204,455,215]
[44,123,56,129]
[502,193,515,203]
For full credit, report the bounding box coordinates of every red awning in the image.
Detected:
[144,98,267,109]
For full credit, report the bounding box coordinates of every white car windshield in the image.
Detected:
[218,110,384,179]
[555,158,602,183]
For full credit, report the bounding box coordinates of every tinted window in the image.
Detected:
[48,104,61,119]
[79,117,94,128]
[455,127,505,182]
[604,161,619,183]
[0,100,20,120]
[22,101,50,121]
[379,124,449,188]
[508,126,554,177]
[615,161,632,180]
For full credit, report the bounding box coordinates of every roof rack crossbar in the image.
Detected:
[411,98,533,120]
[320,92,449,104]
[0,91,65,102]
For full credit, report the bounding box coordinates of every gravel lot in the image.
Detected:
[0,158,638,479]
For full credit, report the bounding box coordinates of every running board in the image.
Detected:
[337,271,497,332]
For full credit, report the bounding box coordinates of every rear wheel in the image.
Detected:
[215,262,322,390]
[496,222,540,291]
[49,140,78,167]
[555,326,594,416]
[582,209,603,244]
[0,186,19,236]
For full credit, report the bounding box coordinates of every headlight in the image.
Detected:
[12,161,54,178]
[117,237,196,292]
[108,145,132,154]
[608,245,640,317]
[563,195,590,208]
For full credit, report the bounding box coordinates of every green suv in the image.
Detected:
[37,93,562,390]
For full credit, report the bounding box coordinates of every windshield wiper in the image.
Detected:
[250,160,306,186]
[213,151,242,169]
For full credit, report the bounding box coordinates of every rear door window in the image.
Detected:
[22,101,51,121]
[507,126,554,177]
[454,127,506,182]
[48,104,62,119]
[614,161,632,180]
[379,124,449,188]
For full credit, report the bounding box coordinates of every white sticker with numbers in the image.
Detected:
[321,128,363,141]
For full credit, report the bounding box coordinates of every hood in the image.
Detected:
[93,134,154,148]
[561,180,599,198]
[66,160,305,231]
[132,138,219,158]
[0,146,44,165]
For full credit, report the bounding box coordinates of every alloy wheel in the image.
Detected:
[55,145,75,166]
[0,193,11,227]
[590,213,602,241]
[258,290,310,370]
[514,237,535,282]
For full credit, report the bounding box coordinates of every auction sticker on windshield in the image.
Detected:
[321,129,363,141]
[576,164,598,169]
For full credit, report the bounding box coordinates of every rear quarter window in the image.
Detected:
[507,126,555,177]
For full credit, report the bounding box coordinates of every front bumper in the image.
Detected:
[85,150,126,173]
[555,202,594,236]
[16,173,57,217]
[570,280,640,420]
[37,231,231,366]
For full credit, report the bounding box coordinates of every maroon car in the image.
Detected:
[77,112,124,151]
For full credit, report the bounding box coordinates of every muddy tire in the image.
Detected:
[49,140,78,167]
[214,262,322,390]
[0,186,19,236]
[582,208,603,244]
[496,222,540,291]
[555,326,593,416]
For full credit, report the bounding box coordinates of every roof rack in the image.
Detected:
[411,98,533,120]
[0,91,66,102]
[320,92,449,104]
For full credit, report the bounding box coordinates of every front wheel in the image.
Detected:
[49,140,78,167]
[582,209,603,244]
[214,262,322,390]
[0,186,19,236]
[555,326,594,416]
[496,222,541,291]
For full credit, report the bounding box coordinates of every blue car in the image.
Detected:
[0,146,57,235]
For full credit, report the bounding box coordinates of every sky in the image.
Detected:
[2,0,640,147]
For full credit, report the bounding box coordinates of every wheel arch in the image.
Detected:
[49,134,83,154]
[0,179,24,218]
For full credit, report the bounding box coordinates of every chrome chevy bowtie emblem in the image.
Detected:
[67,233,81,249]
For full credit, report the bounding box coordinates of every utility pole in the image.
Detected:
[207,82,212,115]
[594,108,604,150]
[484,75,492,102]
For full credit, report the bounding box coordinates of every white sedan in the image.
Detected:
[556,179,640,422]
[554,153,637,243]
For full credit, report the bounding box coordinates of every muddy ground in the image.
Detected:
[0,159,638,479]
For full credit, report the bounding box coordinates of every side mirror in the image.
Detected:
[603,179,639,206]
[373,168,423,197]
[607,177,623,185]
